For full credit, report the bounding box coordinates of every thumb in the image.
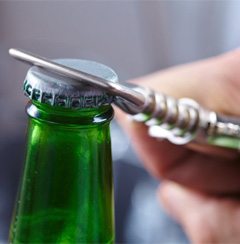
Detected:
[158,181,240,243]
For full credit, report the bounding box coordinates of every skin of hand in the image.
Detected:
[159,181,240,243]
[115,49,240,242]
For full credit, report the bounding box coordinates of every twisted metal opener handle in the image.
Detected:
[9,48,240,150]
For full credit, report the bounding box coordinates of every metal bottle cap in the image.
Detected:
[23,59,118,108]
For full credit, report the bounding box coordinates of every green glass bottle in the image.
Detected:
[9,59,117,243]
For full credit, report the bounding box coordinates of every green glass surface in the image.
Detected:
[10,102,114,243]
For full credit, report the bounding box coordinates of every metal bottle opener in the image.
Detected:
[9,48,240,150]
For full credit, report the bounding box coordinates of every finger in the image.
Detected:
[114,106,189,179]
[115,107,240,193]
[115,50,240,159]
[158,181,240,243]
[129,49,240,115]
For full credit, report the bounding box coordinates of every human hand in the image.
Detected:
[115,50,240,194]
[115,50,240,242]
[159,181,240,243]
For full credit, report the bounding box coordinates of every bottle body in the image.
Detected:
[10,102,114,243]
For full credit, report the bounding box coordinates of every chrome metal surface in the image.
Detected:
[9,48,240,150]
[9,48,146,111]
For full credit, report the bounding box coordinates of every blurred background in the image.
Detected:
[1,1,240,243]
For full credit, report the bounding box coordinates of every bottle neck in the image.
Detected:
[10,101,115,243]
[26,101,114,126]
